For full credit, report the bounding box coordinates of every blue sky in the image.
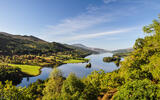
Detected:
[0,0,160,50]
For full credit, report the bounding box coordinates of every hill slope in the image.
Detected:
[0,32,92,56]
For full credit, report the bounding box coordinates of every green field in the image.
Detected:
[63,59,89,63]
[8,64,41,76]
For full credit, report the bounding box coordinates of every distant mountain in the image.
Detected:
[72,44,110,53]
[0,32,92,56]
[64,44,97,54]
[112,48,134,53]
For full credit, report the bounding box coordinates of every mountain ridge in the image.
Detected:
[72,43,110,53]
[0,32,47,43]
[112,48,133,53]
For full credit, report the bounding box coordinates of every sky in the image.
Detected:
[0,0,160,50]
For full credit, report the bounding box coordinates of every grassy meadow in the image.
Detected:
[8,64,41,76]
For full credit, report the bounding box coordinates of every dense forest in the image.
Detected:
[1,15,160,100]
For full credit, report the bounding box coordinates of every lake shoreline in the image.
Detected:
[17,53,119,87]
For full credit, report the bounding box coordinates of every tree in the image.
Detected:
[61,73,85,100]
[0,81,32,100]
[143,15,160,41]
[133,38,145,49]
[113,79,160,100]
[42,68,64,100]
[82,70,106,100]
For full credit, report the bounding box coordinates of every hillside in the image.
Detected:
[0,32,92,56]
[0,32,47,43]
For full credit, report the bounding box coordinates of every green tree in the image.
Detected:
[0,81,32,100]
[82,70,106,100]
[42,68,64,100]
[61,73,85,100]
[133,38,145,49]
[113,79,160,100]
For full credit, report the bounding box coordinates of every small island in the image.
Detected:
[103,56,121,66]
[85,63,91,68]
[103,51,132,66]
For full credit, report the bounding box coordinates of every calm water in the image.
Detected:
[17,53,119,87]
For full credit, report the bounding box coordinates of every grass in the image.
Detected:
[8,64,41,76]
[63,59,89,63]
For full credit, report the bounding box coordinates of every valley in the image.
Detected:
[1,15,160,100]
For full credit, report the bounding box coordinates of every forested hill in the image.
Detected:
[0,32,93,56]
[0,32,47,43]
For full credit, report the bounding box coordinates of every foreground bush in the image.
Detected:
[113,79,160,100]
[0,81,32,100]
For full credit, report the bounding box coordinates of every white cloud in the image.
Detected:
[62,27,138,42]
[39,0,147,42]
[42,1,136,37]
[46,13,112,35]
[41,3,121,36]
[103,0,117,4]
